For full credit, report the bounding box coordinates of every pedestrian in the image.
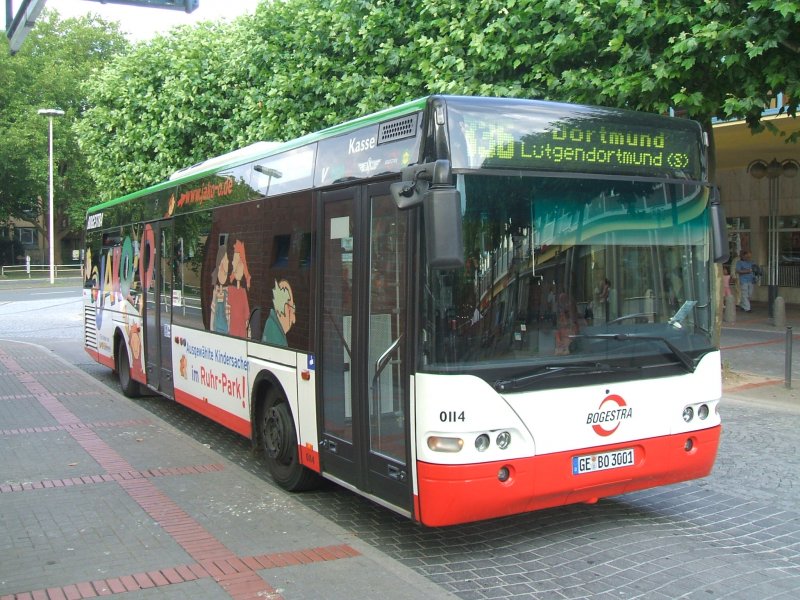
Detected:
[554,292,578,355]
[735,250,755,312]
[594,276,610,323]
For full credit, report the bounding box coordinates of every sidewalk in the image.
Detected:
[0,276,82,289]
[0,340,453,600]
[721,298,800,334]
[721,299,799,403]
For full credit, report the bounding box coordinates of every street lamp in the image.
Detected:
[747,158,800,317]
[37,108,65,285]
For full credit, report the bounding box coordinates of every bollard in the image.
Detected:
[787,326,793,390]
[723,294,736,323]
[773,296,786,328]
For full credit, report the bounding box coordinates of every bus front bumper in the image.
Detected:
[415,425,721,527]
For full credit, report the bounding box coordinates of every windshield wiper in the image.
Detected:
[572,333,696,373]
[493,363,641,392]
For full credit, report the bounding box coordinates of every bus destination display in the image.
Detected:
[452,112,701,179]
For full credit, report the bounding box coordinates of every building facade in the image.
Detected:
[714,108,799,307]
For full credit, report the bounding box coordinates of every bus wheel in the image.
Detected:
[259,388,320,491]
[117,344,141,398]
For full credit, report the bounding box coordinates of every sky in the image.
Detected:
[42,0,263,40]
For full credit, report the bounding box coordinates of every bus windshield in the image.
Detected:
[420,173,716,378]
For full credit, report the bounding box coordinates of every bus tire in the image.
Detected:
[117,343,141,398]
[259,387,320,491]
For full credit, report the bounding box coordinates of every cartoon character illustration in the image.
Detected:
[262,279,295,347]
[179,354,187,379]
[209,244,230,333]
[121,301,145,380]
[83,248,93,287]
[129,322,142,363]
[227,239,252,338]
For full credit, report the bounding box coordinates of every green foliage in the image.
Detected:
[77,0,799,199]
[0,11,128,229]
[77,21,249,196]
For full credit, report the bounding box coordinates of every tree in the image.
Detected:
[0,11,128,262]
[76,19,249,198]
[77,0,798,199]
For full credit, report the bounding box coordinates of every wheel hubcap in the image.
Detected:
[265,405,290,463]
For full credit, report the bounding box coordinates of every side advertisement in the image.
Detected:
[172,324,251,436]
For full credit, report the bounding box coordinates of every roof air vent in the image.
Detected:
[378,114,418,144]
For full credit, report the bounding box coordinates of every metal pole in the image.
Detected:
[38,108,64,284]
[767,176,779,317]
[48,115,55,285]
[786,326,793,390]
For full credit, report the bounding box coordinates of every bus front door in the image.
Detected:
[143,220,175,398]
[318,183,411,513]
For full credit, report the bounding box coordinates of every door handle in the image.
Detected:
[373,334,403,386]
[371,334,403,410]
[387,464,406,481]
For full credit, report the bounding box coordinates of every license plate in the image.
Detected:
[572,448,635,475]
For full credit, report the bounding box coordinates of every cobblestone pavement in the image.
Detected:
[1,283,799,599]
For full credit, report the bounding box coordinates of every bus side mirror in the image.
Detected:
[424,186,464,269]
[391,160,465,268]
[710,187,729,264]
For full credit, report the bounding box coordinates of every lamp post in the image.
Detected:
[747,158,800,317]
[37,108,65,285]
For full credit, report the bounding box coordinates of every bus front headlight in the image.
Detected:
[475,434,490,452]
[496,431,511,449]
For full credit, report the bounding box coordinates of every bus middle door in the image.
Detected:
[143,220,175,398]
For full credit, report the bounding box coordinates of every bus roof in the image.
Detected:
[86,95,704,215]
[86,96,429,214]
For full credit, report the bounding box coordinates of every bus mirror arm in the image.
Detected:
[709,187,729,264]
[390,164,430,209]
[390,179,428,209]
[391,160,452,209]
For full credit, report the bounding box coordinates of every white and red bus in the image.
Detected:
[83,95,728,526]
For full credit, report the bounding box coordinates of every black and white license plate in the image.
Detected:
[572,448,635,475]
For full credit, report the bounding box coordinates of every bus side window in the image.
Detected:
[172,211,212,331]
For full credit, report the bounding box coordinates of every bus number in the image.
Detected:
[440,411,465,423]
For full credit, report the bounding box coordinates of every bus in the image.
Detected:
[82,95,728,527]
